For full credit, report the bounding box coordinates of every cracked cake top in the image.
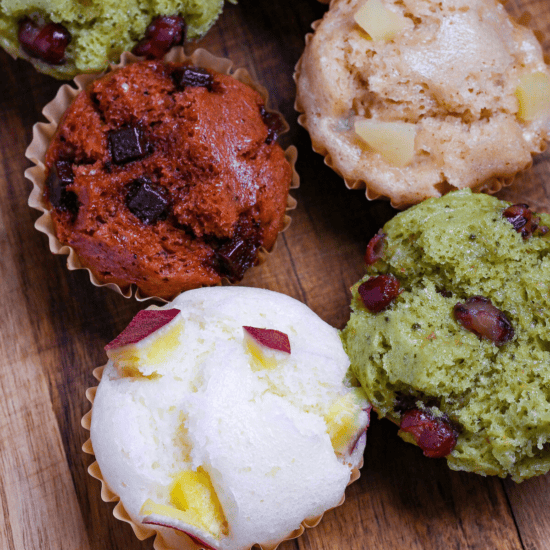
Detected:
[342,190,550,481]
[44,60,292,299]
[90,286,370,550]
[295,0,550,207]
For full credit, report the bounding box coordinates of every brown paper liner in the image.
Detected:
[82,365,363,550]
[293,13,547,210]
[26,47,299,302]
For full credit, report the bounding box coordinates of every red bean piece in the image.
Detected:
[365,231,386,265]
[502,203,541,239]
[18,19,40,52]
[18,17,71,65]
[132,15,186,59]
[453,296,514,346]
[358,274,400,313]
[400,409,457,458]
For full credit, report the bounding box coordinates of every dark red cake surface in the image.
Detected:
[44,60,292,299]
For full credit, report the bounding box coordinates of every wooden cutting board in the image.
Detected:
[0,0,549,548]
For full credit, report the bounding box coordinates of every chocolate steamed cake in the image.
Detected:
[342,190,550,481]
[44,60,292,299]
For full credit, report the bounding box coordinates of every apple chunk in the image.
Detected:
[355,119,416,167]
[325,387,371,453]
[243,326,291,370]
[515,71,550,122]
[354,0,410,41]
[105,308,181,377]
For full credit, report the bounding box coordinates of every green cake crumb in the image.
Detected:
[0,0,225,79]
[341,189,550,481]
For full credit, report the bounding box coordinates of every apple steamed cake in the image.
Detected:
[0,0,225,79]
[295,0,550,207]
[43,60,292,300]
[89,286,370,550]
[341,189,550,481]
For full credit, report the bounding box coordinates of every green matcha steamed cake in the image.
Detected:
[342,189,550,481]
[0,0,225,79]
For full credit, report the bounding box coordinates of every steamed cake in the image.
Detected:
[90,286,370,550]
[295,0,550,207]
[43,60,292,300]
[341,189,550,481]
[0,0,225,79]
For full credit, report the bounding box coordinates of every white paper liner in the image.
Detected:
[82,365,363,550]
[26,47,299,302]
[293,13,546,210]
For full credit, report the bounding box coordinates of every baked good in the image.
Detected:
[42,59,292,300]
[295,0,550,207]
[0,0,225,79]
[341,189,550,481]
[87,286,370,550]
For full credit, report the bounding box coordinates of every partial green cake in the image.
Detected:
[341,189,550,481]
[0,0,226,79]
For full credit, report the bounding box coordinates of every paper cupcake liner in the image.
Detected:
[82,365,363,550]
[294,12,547,209]
[26,47,299,302]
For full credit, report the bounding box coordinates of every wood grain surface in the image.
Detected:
[0,0,549,549]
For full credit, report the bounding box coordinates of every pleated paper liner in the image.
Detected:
[293,6,548,209]
[26,47,299,302]
[82,365,363,550]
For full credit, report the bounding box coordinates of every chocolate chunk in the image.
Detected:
[212,219,261,282]
[108,126,148,165]
[259,106,285,144]
[126,177,169,224]
[171,66,214,91]
[46,160,79,215]
[54,160,74,187]
[216,239,255,281]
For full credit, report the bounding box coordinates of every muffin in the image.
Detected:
[0,0,226,79]
[85,286,370,550]
[295,0,550,207]
[32,55,293,300]
[341,189,550,481]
